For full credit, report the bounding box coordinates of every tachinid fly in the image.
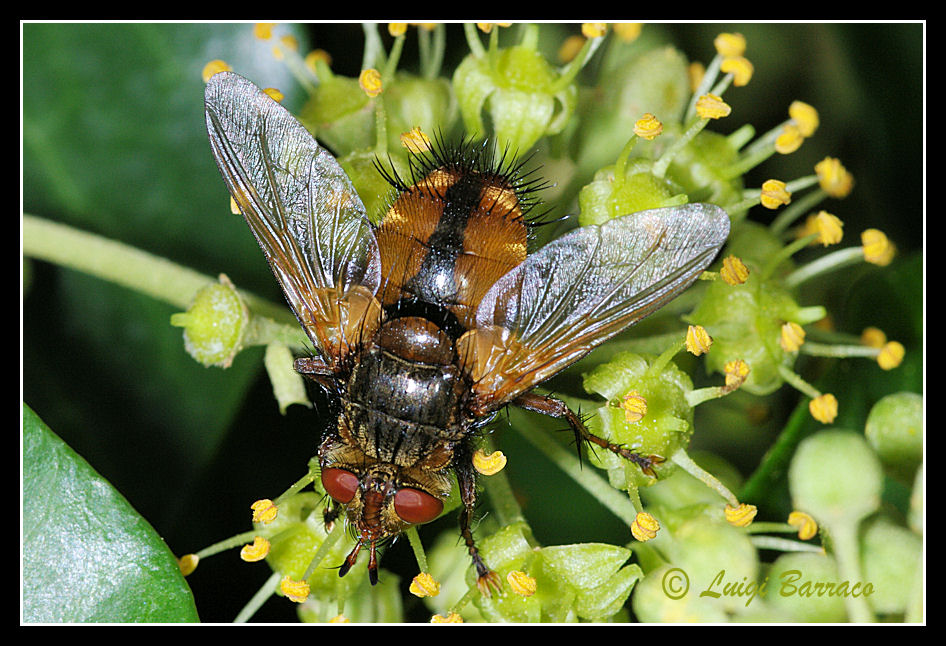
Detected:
[204,71,730,594]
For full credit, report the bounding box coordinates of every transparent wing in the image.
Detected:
[204,72,380,361]
[467,204,730,409]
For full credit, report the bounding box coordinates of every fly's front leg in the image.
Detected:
[454,447,502,596]
[513,392,665,477]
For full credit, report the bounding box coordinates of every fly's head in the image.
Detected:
[318,434,451,584]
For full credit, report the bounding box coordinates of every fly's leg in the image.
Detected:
[513,392,665,477]
[454,446,502,596]
[322,498,343,533]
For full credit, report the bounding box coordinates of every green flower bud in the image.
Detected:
[574,45,691,177]
[470,521,640,622]
[582,351,694,488]
[789,430,882,527]
[669,517,759,615]
[865,391,923,482]
[577,160,686,226]
[298,73,373,156]
[688,240,823,395]
[664,129,744,207]
[763,552,847,622]
[338,150,406,223]
[257,492,363,599]
[632,564,729,622]
[170,274,247,368]
[381,73,457,151]
[859,518,921,615]
[453,28,576,154]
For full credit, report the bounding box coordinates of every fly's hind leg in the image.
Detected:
[454,444,503,596]
[513,392,665,477]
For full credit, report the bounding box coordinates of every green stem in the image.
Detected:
[784,247,864,289]
[749,535,824,553]
[480,435,524,527]
[234,571,281,623]
[23,214,294,324]
[405,526,429,573]
[195,530,260,560]
[739,399,810,503]
[463,22,486,58]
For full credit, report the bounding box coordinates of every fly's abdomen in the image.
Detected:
[376,167,528,330]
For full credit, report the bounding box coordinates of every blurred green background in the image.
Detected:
[22,23,923,622]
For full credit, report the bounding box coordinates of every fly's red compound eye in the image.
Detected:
[393,487,443,524]
[321,468,359,504]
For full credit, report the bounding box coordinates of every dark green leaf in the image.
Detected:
[22,404,199,623]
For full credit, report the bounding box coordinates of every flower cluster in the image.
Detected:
[180,23,919,623]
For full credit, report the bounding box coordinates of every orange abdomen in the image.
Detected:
[376,167,528,330]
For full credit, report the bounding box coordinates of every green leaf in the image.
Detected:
[22,404,199,623]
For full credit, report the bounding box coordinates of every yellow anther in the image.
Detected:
[229,196,241,215]
[388,23,408,37]
[815,157,854,198]
[558,35,586,63]
[686,325,713,356]
[877,341,905,370]
[400,127,432,154]
[860,327,887,349]
[201,59,232,83]
[430,612,464,623]
[809,393,838,424]
[507,570,538,597]
[240,536,271,562]
[725,503,758,527]
[620,391,648,423]
[409,572,441,598]
[695,93,732,120]
[279,35,299,52]
[177,553,199,576]
[634,113,663,140]
[760,179,791,209]
[253,23,276,40]
[305,49,332,72]
[476,22,510,34]
[720,56,753,86]
[774,124,804,154]
[251,499,278,524]
[280,576,310,603]
[262,87,284,103]
[779,321,806,353]
[581,23,608,38]
[789,100,819,137]
[613,23,643,42]
[714,32,747,57]
[724,359,751,389]
[473,449,507,475]
[812,211,844,246]
[787,511,819,540]
[329,615,350,623]
[720,255,750,285]
[862,229,895,266]
[359,68,383,98]
[631,512,660,542]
